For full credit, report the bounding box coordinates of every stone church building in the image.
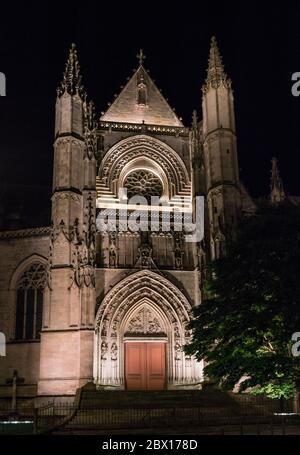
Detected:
[0,37,257,401]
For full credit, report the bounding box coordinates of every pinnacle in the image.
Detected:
[208,36,225,77]
[57,43,86,98]
[203,36,230,91]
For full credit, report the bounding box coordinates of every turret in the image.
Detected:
[38,44,97,396]
[202,37,241,259]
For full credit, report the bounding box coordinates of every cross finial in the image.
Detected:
[137,49,146,66]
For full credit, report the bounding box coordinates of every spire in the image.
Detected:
[203,36,231,92]
[270,157,285,204]
[57,43,86,98]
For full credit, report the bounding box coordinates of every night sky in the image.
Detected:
[0,1,300,227]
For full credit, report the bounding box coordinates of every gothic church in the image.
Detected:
[0,37,256,401]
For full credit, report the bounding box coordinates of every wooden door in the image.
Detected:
[125,342,166,390]
[125,342,146,390]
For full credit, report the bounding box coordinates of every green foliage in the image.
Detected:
[185,205,300,399]
[251,382,295,400]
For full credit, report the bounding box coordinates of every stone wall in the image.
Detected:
[0,228,50,397]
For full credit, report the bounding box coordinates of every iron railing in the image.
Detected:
[1,394,299,434]
[33,395,299,434]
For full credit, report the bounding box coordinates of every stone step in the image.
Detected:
[79,386,239,410]
[62,412,274,433]
[51,385,280,434]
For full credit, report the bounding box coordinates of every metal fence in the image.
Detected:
[1,394,299,434]
[35,402,76,433]
[0,401,34,419]
[34,395,299,434]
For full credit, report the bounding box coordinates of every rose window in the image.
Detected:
[124,170,163,201]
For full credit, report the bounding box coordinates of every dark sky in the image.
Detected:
[0,1,300,226]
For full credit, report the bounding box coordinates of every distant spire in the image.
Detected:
[203,36,231,92]
[57,43,86,98]
[270,157,285,204]
[192,110,198,130]
[136,49,146,66]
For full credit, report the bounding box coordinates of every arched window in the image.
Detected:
[15,263,46,340]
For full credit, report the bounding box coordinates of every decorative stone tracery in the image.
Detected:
[124,169,163,200]
[126,305,164,335]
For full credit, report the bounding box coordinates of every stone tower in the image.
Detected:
[202,37,241,259]
[38,45,97,395]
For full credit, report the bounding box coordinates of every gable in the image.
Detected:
[100,66,183,127]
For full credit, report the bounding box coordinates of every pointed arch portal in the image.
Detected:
[94,270,203,389]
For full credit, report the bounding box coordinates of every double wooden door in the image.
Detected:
[125,342,166,390]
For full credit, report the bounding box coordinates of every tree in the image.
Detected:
[185,204,300,400]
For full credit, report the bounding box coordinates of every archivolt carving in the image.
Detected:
[99,135,190,198]
[95,270,191,332]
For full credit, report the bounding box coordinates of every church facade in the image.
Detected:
[0,38,255,400]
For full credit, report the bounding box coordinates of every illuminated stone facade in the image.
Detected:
[0,39,255,399]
